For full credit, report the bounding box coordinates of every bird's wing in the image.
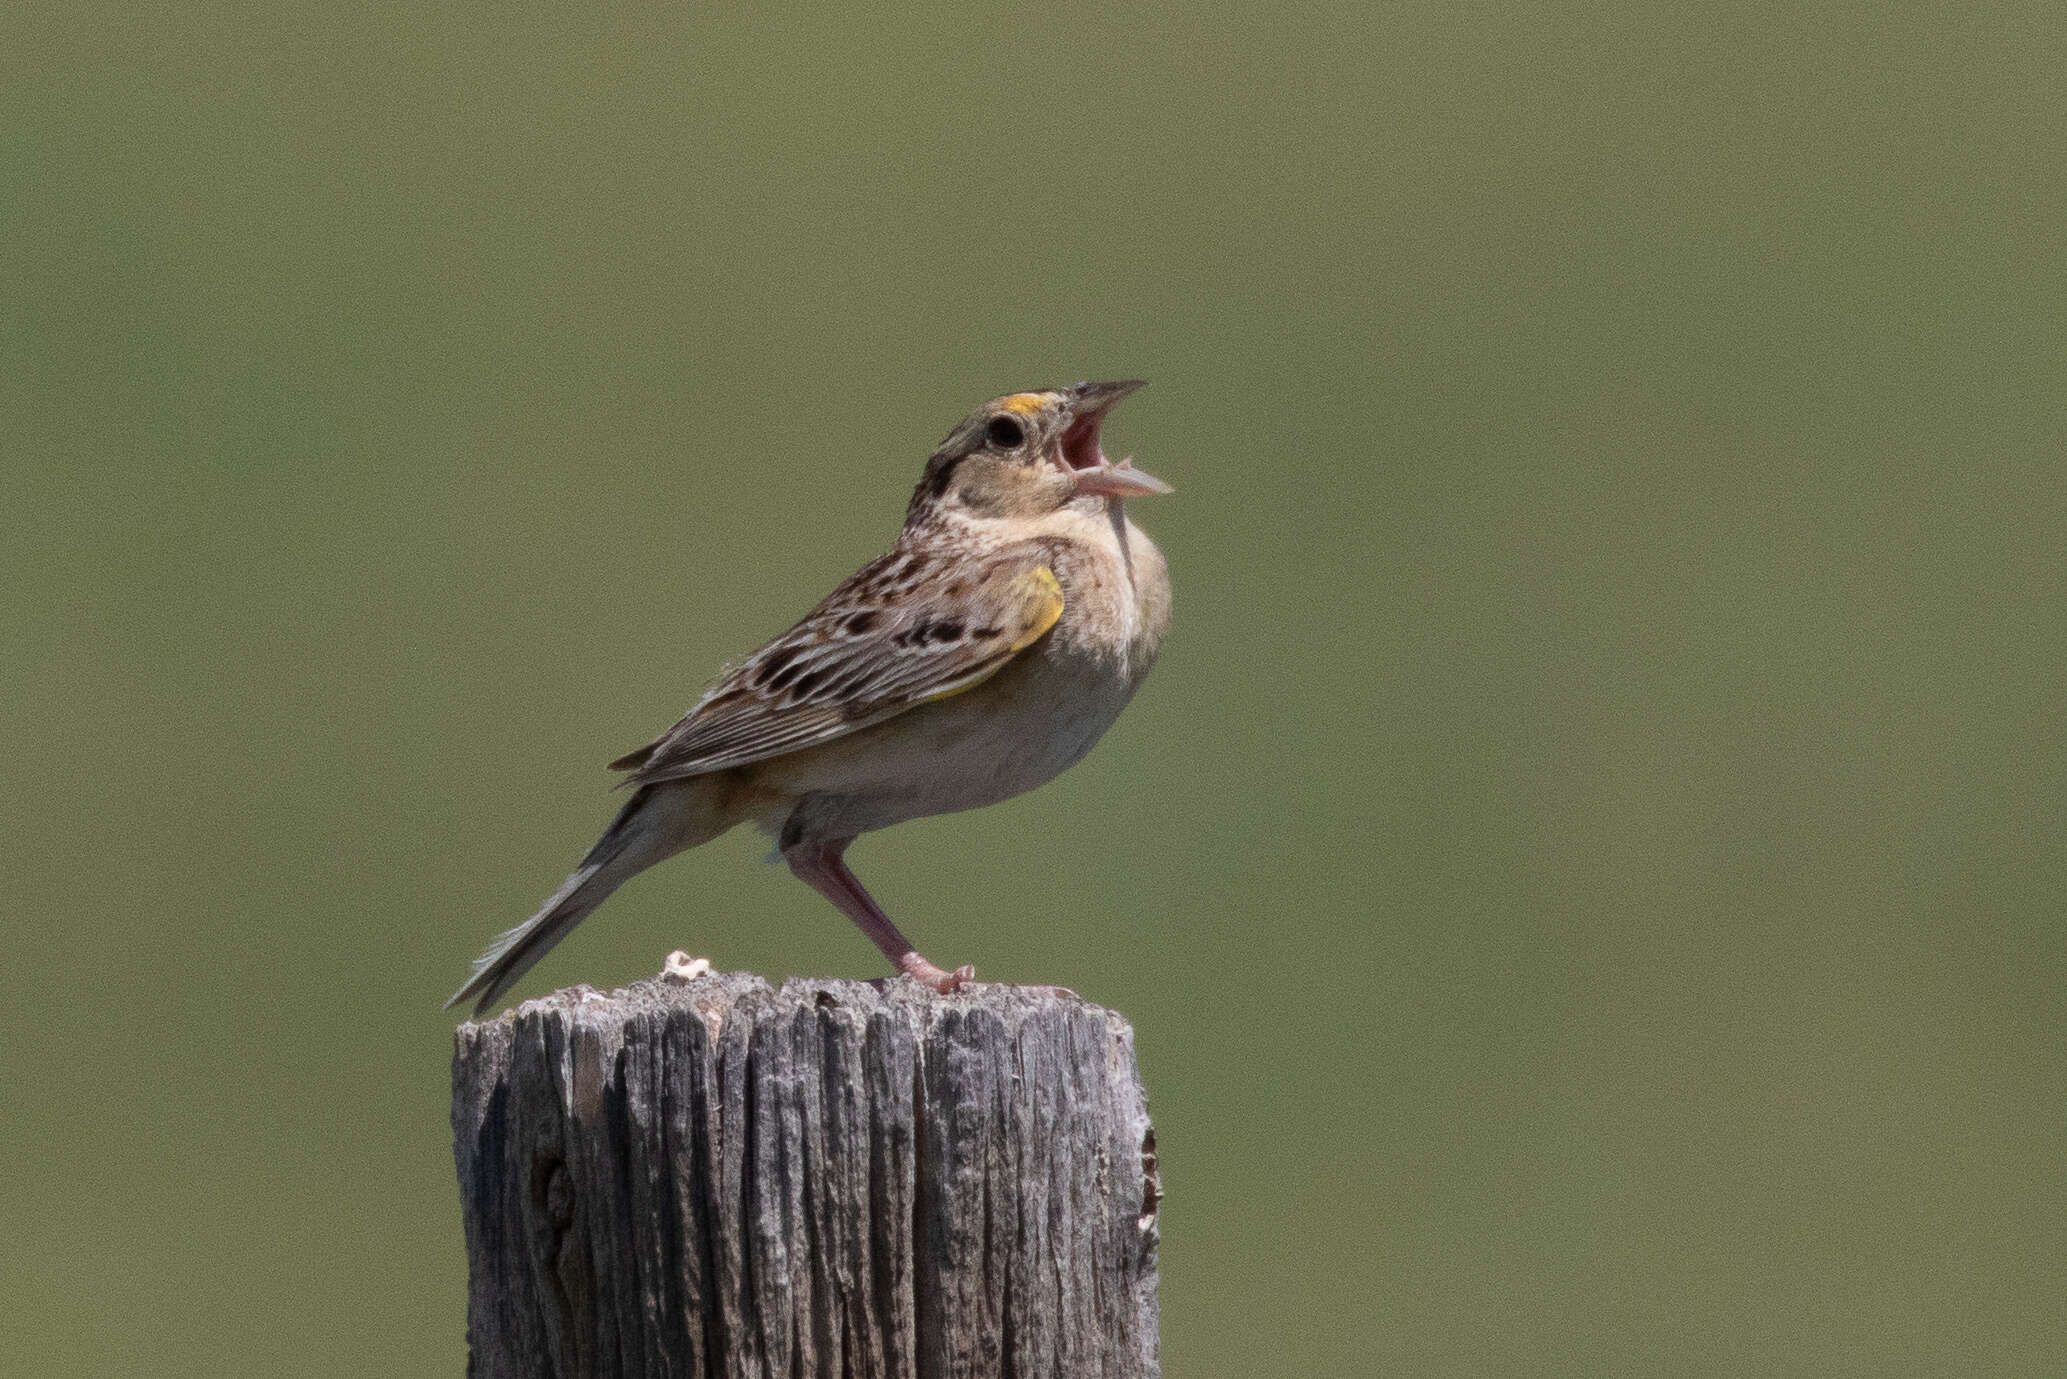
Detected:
[609,547,1064,785]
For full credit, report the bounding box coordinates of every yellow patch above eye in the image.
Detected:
[998,392,1046,417]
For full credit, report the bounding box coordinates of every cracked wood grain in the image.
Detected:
[452,973,1160,1378]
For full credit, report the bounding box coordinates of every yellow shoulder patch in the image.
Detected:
[998,392,1047,417]
[1008,566,1065,651]
[916,566,1064,704]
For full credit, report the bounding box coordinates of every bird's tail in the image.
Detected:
[444,781,732,1017]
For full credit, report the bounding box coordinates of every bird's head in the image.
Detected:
[907,380,1172,524]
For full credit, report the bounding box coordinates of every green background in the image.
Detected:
[7,3,2062,1374]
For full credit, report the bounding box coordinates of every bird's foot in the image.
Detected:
[894,955,976,993]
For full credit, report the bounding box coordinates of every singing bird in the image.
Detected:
[447,381,1173,1015]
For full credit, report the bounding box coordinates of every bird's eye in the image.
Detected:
[985,416,1025,449]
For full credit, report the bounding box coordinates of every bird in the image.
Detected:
[446,380,1173,1016]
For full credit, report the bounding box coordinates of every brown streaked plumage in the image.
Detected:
[447,380,1173,1016]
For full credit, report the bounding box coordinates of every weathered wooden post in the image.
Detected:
[451,968,1162,1378]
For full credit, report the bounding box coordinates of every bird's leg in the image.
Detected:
[784,839,974,993]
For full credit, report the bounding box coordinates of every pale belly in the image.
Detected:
[748,633,1143,844]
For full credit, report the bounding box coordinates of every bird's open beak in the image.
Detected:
[1060,380,1173,499]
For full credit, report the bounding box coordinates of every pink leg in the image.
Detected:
[784,839,974,993]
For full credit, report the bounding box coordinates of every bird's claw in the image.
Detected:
[893,956,975,993]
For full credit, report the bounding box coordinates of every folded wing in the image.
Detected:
[611,550,1064,786]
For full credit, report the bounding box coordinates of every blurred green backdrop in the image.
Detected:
[6,2,2062,1374]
